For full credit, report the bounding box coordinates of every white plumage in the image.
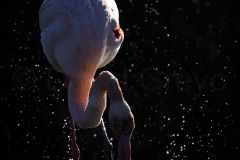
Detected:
[39,0,124,109]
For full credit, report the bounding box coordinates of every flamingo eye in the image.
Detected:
[113,25,121,39]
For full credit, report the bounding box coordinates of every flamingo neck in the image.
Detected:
[107,79,124,102]
[94,72,124,102]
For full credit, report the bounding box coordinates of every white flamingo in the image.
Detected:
[39,0,135,160]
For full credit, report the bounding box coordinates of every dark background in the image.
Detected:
[4,0,240,159]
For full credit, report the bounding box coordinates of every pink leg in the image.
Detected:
[66,77,80,160]
[70,119,80,160]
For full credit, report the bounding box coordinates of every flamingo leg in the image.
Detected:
[98,119,113,160]
[70,118,80,160]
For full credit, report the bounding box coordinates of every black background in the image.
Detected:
[4,0,240,159]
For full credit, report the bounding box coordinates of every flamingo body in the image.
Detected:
[39,0,124,108]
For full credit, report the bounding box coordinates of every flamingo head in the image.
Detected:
[109,100,135,160]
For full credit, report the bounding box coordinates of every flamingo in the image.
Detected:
[39,0,135,160]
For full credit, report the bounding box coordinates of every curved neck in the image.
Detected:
[94,72,124,102]
[67,71,124,129]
